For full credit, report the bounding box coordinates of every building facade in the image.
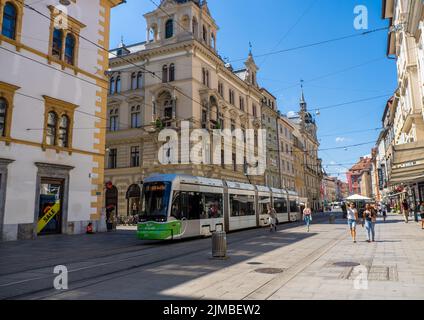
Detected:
[278,116,295,191]
[381,0,424,205]
[0,0,122,241]
[347,157,373,198]
[288,92,323,211]
[105,0,270,216]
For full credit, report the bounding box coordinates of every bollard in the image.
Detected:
[212,230,227,259]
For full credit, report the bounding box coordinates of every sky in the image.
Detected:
[110,0,397,182]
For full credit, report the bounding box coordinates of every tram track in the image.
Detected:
[1,214,335,300]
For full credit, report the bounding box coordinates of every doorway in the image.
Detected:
[37,178,64,235]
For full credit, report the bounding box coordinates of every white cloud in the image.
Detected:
[335,137,346,143]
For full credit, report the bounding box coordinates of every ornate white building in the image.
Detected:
[0,0,122,241]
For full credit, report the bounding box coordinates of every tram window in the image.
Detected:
[172,192,204,220]
[141,182,171,218]
[259,197,270,215]
[289,201,298,213]
[204,193,223,219]
[230,195,255,217]
[274,198,288,214]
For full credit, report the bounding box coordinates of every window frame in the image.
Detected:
[42,95,77,153]
[0,0,24,47]
[130,146,140,168]
[1,1,17,40]
[165,19,174,39]
[0,81,19,144]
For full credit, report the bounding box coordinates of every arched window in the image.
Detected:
[169,64,175,82]
[211,33,216,49]
[202,25,208,43]
[52,28,63,58]
[0,98,7,137]
[110,77,115,95]
[137,72,142,88]
[165,19,173,39]
[131,72,137,90]
[64,34,76,65]
[2,2,17,39]
[58,115,69,147]
[192,17,198,38]
[115,75,121,93]
[46,111,57,146]
[162,65,168,83]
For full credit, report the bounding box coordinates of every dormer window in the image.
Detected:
[165,19,174,39]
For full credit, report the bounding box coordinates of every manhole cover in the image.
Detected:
[333,261,361,267]
[255,268,285,274]
[247,262,263,265]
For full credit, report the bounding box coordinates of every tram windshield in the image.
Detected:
[140,182,171,221]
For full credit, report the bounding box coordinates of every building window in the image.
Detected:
[253,104,257,117]
[131,105,141,128]
[0,98,7,137]
[165,19,173,39]
[109,108,119,131]
[52,28,63,58]
[218,82,224,97]
[162,65,168,83]
[42,96,77,150]
[58,115,69,147]
[1,2,17,40]
[169,64,175,82]
[232,153,237,172]
[202,68,209,87]
[64,34,75,65]
[46,111,57,146]
[130,146,140,167]
[109,77,115,95]
[202,25,208,43]
[115,76,121,93]
[229,89,235,105]
[137,72,142,88]
[131,72,137,90]
[239,97,245,111]
[108,149,117,169]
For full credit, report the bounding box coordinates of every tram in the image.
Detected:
[137,174,301,240]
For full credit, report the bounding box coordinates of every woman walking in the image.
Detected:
[303,206,312,232]
[363,204,377,243]
[347,202,358,243]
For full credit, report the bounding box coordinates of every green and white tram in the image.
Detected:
[137,174,300,240]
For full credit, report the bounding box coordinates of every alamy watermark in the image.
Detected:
[53,265,68,290]
[157,121,267,176]
[354,5,369,30]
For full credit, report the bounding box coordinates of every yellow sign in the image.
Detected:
[37,201,61,234]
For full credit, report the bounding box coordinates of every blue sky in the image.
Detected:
[110,0,397,181]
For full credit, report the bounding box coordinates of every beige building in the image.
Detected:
[260,88,280,188]
[278,116,295,191]
[288,91,322,211]
[105,0,268,216]
[382,0,424,203]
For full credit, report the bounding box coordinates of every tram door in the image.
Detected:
[37,179,64,235]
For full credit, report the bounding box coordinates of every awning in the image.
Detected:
[389,141,424,185]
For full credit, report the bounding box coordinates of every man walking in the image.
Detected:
[402,199,409,223]
[303,205,312,232]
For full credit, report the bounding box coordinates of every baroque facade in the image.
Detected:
[0,0,122,241]
[104,0,322,217]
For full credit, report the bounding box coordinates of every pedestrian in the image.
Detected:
[346,202,358,243]
[341,202,348,219]
[382,202,387,222]
[303,205,312,232]
[420,202,424,230]
[402,199,409,223]
[86,222,94,234]
[363,204,377,243]
[268,205,277,232]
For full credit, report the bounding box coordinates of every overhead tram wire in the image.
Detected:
[18,1,393,132]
